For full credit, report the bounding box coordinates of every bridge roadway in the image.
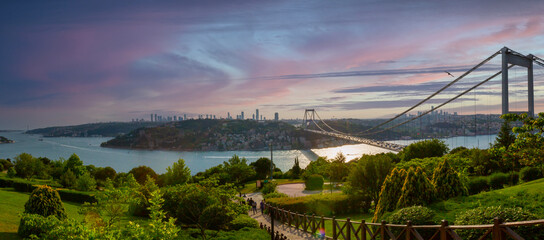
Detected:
[304,129,405,152]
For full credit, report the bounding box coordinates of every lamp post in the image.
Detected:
[269,143,273,181]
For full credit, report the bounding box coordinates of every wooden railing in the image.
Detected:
[265,204,544,240]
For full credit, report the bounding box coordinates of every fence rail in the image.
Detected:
[265,203,544,240]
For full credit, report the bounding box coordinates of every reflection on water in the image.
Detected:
[0,131,496,174]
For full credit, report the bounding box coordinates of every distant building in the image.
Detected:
[150,114,154,122]
[184,114,187,120]
[241,111,244,120]
[274,112,279,121]
[256,109,259,121]
[154,114,157,122]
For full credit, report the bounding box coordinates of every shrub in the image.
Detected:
[7,167,16,178]
[18,214,61,238]
[57,189,97,204]
[373,168,407,222]
[261,182,277,195]
[60,169,77,188]
[510,172,520,185]
[488,172,509,189]
[266,192,357,216]
[456,206,544,240]
[129,165,158,185]
[467,176,489,195]
[23,185,67,219]
[263,192,288,199]
[76,172,97,191]
[94,166,117,182]
[12,179,36,192]
[385,206,436,239]
[396,167,435,209]
[163,159,191,186]
[305,174,324,190]
[229,215,259,230]
[399,139,449,161]
[0,159,13,171]
[431,159,467,200]
[520,166,543,182]
[385,206,435,225]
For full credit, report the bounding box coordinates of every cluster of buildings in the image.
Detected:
[141,109,280,123]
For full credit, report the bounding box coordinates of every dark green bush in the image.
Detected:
[23,185,67,219]
[261,182,277,195]
[467,176,489,194]
[228,214,259,230]
[75,172,97,191]
[0,159,13,171]
[263,192,288,199]
[456,206,544,240]
[18,214,61,238]
[385,206,436,239]
[520,167,543,182]
[488,172,509,189]
[509,172,520,185]
[57,189,96,204]
[305,174,324,190]
[266,193,357,216]
[7,167,17,178]
[60,169,77,188]
[12,179,36,192]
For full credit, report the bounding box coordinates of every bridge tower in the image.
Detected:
[501,47,534,116]
[302,109,316,129]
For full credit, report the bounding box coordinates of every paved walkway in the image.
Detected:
[245,192,317,240]
[276,183,340,197]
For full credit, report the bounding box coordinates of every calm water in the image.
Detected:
[0,131,495,174]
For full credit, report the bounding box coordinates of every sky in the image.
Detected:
[1,0,544,130]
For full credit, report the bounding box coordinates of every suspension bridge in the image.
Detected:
[302,47,544,152]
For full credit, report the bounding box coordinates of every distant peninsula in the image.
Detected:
[101,119,357,151]
[26,122,164,137]
[0,136,14,144]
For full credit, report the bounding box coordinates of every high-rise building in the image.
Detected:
[154,114,157,122]
[184,114,187,120]
[174,116,177,121]
[274,112,279,121]
[256,109,259,121]
[150,114,154,122]
[241,111,244,120]
[227,112,231,119]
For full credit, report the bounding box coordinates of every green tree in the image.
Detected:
[94,166,117,182]
[431,159,467,200]
[303,157,330,178]
[396,167,435,209]
[250,157,274,179]
[499,113,544,167]
[23,185,67,219]
[164,159,191,186]
[76,171,97,191]
[14,153,43,180]
[223,155,255,191]
[289,157,302,179]
[373,168,407,222]
[399,139,449,161]
[328,153,349,187]
[60,169,77,188]
[129,165,158,185]
[345,153,394,210]
[493,120,516,149]
[64,153,85,176]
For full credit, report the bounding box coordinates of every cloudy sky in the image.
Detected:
[1,0,544,129]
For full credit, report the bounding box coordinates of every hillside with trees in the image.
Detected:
[101,119,357,151]
[26,122,163,137]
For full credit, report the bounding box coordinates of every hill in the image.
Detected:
[26,122,163,137]
[101,119,357,151]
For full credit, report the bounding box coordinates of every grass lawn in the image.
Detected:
[0,187,83,240]
[429,178,544,222]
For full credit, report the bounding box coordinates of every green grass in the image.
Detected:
[240,178,305,193]
[429,178,544,222]
[0,187,83,240]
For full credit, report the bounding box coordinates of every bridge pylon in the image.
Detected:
[302,109,316,129]
[501,47,534,116]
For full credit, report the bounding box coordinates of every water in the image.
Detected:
[0,131,496,174]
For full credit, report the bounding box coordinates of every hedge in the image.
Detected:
[0,177,96,203]
[266,193,358,216]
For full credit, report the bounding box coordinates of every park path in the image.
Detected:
[246,191,317,240]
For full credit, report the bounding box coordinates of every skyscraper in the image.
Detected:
[256,109,259,121]
[150,114,153,122]
[241,111,244,120]
[274,112,279,121]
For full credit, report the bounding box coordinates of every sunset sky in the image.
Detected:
[1,0,544,129]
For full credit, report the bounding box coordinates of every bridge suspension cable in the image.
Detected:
[360,64,514,136]
[359,50,501,134]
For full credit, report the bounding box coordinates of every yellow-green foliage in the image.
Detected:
[23,185,67,219]
[373,168,407,222]
[432,159,467,200]
[266,192,356,216]
[396,167,435,209]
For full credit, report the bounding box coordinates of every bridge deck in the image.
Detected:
[304,129,404,152]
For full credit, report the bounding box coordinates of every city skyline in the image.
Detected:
[1,0,544,129]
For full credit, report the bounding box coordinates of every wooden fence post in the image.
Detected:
[332,216,337,240]
[346,217,351,240]
[361,219,367,240]
[406,220,412,240]
[270,206,275,240]
[381,220,387,240]
[440,220,448,240]
[492,217,505,240]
